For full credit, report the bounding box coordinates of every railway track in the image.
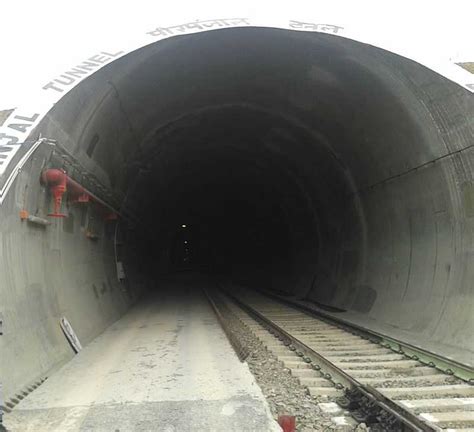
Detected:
[221,287,474,431]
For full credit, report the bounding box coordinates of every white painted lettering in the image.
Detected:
[65,67,89,79]
[43,82,64,92]
[75,60,99,72]
[89,54,109,64]
[42,51,124,93]
[0,133,19,145]
[101,51,124,58]
[13,113,39,123]
[8,123,30,133]
[55,75,76,86]
[0,146,15,153]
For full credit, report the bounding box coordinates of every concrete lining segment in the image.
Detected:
[5,281,280,432]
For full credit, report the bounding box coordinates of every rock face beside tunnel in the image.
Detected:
[1,28,473,399]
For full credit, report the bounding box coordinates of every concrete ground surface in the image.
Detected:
[4,278,280,432]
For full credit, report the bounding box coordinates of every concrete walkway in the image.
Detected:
[5,277,280,431]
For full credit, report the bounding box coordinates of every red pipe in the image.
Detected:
[67,176,90,203]
[41,169,117,219]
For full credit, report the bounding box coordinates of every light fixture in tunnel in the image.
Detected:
[181,224,187,228]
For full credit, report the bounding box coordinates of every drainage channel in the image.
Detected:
[219,287,474,432]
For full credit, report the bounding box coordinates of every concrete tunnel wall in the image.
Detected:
[1,27,473,399]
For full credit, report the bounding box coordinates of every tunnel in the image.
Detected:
[1,27,473,408]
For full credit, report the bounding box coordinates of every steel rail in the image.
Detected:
[224,290,440,432]
[257,289,474,383]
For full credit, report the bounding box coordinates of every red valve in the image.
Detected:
[41,168,118,221]
[41,169,67,217]
[278,415,296,432]
[41,169,88,217]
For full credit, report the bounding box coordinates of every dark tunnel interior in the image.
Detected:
[3,26,473,398]
[130,106,327,293]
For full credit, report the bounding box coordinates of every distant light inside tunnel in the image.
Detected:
[181,224,187,228]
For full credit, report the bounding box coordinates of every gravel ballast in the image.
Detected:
[210,290,365,431]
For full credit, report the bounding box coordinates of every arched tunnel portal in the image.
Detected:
[1,27,473,407]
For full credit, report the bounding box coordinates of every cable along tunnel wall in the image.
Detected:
[0,27,473,402]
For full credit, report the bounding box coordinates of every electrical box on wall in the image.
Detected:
[116,261,126,282]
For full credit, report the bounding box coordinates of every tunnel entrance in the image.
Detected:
[1,27,473,407]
